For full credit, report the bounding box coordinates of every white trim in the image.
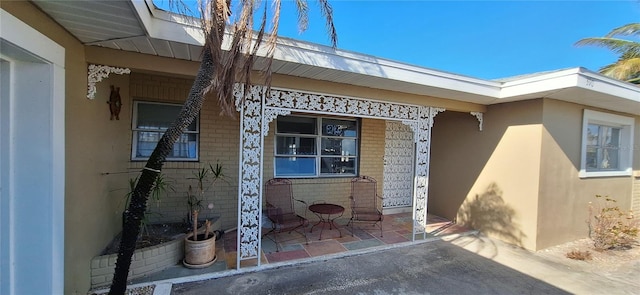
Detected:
[580,110,634,178]
[0,9,65,295]
[273,115,359,178]
[0,10,64,67]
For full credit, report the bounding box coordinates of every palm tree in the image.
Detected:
[576,23,640,84]
[109,0,337,293]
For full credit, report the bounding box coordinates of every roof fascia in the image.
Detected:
[579,70,640,102]
[271,37,502,98]
[132,0,205,45]
[500,67,640,104]
[128,1,639,112]
[130,0,501,98]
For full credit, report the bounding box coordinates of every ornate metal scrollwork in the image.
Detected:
[235,85,446,262]
[86,64,130,99]
[470,112,484,131]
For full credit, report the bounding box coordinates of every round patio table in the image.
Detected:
[308,203,344,240]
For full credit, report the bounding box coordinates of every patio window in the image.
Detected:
[275,115,358,177]
[132,101,199,161]
[580,110,634,178]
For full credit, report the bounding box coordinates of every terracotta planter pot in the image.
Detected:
[183,232,217,268]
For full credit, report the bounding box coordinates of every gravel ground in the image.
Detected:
[91,284,155,295]
[536,237,640,285]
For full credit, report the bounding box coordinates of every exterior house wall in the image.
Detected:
[538,99,638,249]
[633,177,640,216]
[13,2,640,292]
[126,73,241,230]
[430,98,638,251]
[0,2,123,294]
[633,108,640,217]
[429,100,544,250]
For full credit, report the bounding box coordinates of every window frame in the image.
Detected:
[580,109,634,178]
[131,100,200,162]
[274,115,359,178]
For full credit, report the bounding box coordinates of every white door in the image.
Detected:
[383,121,414,212]
[1,10,65,295]
[0,58,10,295]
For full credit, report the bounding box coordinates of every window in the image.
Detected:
[580,110,634,178]
[275,115,358,177]
[132,101,199,161]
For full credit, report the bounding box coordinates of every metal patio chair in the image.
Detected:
[263,178,309,251]
[347,175,384,237]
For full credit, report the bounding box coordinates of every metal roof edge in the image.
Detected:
[499,67,640,102]
[128,1,639,110]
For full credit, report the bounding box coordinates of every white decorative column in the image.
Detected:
[404,107,445,240]
[235,85,265,267]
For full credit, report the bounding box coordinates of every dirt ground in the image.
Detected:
[536,238,640,275]
[102,223,188,255]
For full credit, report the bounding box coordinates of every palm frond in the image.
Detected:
[599,57,640,81]
[575,37,640,55]
[194,0,337,115]
[606,23,640,38]
[294,0,309,33]
[317,0,338,48]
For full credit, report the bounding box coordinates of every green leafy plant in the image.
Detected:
[588,195,639,251]
[185,161,227,240]
[123,173,173,237]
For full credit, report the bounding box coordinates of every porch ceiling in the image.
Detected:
[32,1,146,44]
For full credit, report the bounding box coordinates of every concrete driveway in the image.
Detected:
[169,234,639,295]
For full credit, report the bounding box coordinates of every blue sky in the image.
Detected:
[158,1,640,80]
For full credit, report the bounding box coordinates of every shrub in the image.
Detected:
[566,250,592,261]
[588,195,639,251]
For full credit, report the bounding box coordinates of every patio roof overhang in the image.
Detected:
[33,0,640,116]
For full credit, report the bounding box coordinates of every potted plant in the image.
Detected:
[183,162,226,268]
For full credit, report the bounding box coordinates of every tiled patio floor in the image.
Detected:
[131,212,470,285]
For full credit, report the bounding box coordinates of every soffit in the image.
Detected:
[32,1,145,43]
[31,0,499,106]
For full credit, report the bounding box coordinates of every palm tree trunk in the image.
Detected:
[109,46,215,294]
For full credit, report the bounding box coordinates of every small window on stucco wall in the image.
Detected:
[275,115,359,178]
[580,109,634,178]
[131,101,199,161]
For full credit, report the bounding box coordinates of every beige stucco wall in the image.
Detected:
[0,2,124,294]
[633,106,640,217]
[430,100,544,250]
[430,98,639,251]
[538,99,638,249]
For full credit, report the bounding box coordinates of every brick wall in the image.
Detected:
[124,74,388,228]
[127,73,240,230]
[90,236,184,288]
[359,118,385,190]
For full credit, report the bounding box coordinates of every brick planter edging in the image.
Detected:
[90,234,185,288]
